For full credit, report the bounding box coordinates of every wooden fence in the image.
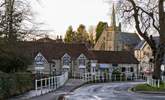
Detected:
[35,71,68,94]
[72,72,144,83]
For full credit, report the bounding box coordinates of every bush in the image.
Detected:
[0,71,33,99]
[112,69,122,81]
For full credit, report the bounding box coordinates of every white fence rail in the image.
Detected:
[162,75,165,82]
[72,72,146,82]
[35,71,68,95]
[147,76,160,88]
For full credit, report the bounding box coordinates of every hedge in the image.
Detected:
[0,71,33,99]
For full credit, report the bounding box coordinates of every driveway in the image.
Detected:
[65,82,165,100]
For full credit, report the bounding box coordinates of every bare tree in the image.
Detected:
[0,0,41,42]
[117,0,165,79]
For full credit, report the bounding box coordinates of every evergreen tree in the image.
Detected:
[64,26,76,43]
[95,21,108,42]
[76,24,89,43]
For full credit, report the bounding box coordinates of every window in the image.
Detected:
[122,67,126,72]
[130,67,134,72]
[112,64,118,67]
[35,53,45,65]
[79,59,85,65]
[52,64,55,67]
[78,54,86,66]
[63,56,70,66]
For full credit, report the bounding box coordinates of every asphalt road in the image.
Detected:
[65,82,165,100]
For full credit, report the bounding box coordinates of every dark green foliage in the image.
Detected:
[112,69,122,81]
[95,21,108,42]
[0,41,32,73]
[0,72,33,99]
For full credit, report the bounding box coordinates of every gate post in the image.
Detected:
[35,80,38,90]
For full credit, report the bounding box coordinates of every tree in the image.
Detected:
[95,21,108,42]
[0,0,31,43]
[0,0,33,72]
[117,0,165,79]
[64,26,76,43]
[88,25,96,46]
[0,41,31,73]
[64,24,94,47]
[76,24,89,43]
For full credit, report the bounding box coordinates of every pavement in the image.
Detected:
[9,79,86,100]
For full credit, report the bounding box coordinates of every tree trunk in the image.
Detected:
[152,43,165,79]
[152,0,165,79]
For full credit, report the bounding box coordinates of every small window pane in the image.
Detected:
[63,56,70,65]
[79,59,85,65]
[130,67,134,72]
[122,67,126,72]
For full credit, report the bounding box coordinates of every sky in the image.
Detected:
[30,0,114,38]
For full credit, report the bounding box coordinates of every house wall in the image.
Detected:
[134,43,153,74]
[27,63,50,75]
[97,63,138,77]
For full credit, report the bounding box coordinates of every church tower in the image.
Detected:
[108,4,118,51]
[94,4,120,51]
[111,4,116,29]
[94,4,141,52]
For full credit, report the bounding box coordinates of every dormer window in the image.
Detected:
[62,54,71,66]
[79,58,85,65]
[35,52,47,65]
[78,54,86,66]
[63,57,70,66]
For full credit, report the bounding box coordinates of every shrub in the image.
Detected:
[0,71,33,99]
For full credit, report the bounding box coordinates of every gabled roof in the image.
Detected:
[19,42,95,62]
[118,32,141,46]
[134,40,146,50]
[92,50,139,64]
[134,36,160,50]
[37,37,55,42]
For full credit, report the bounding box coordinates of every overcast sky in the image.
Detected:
[30,0,115,38]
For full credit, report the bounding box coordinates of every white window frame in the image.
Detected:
[78,54,87,66]
[62,53,71,66]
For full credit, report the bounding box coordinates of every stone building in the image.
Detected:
[20,38,139,78]
[134,37,159,74]
[94,5,140,51]
[92,51,139,77]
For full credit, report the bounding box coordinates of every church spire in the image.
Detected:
[111,3,116,27]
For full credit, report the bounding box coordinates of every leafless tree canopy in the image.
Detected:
[117,0,165,79]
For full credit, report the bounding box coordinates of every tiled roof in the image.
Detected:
[134,36,160,50]
[18,38,139,64]
[134,40,146,50]
[19,42,95,62]
[118,32,141,46]
[92,50,139,64]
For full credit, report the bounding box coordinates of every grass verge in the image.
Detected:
[132,83,165,92]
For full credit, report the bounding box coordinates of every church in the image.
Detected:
[94,5,140,52]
